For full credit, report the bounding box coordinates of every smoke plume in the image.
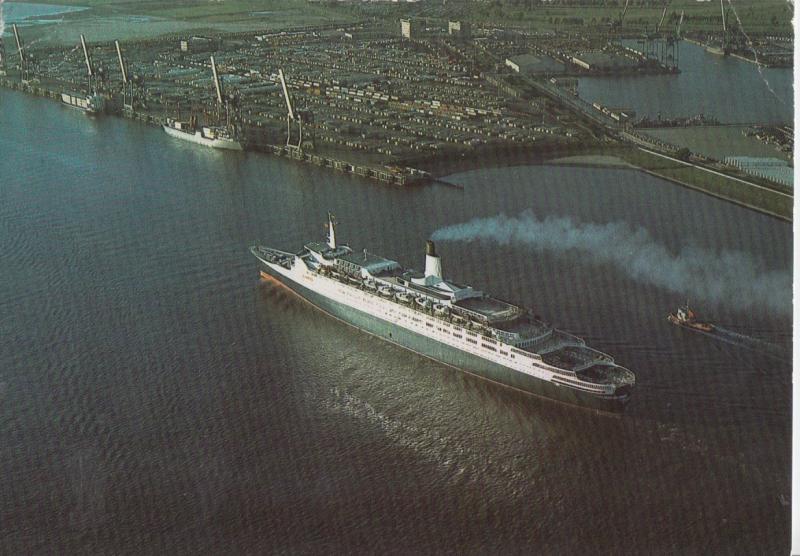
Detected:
[431,211,791,317]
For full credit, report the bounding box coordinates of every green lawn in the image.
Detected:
[327,0,792,35]
[616,147,792,220]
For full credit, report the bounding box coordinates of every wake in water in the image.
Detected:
[705,325,789,362]
[431,211,791,317]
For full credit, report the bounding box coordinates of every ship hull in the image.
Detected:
[667,314,714,332]
[259,263,629,414]
[60,93,104,115]
[162,125,243,151]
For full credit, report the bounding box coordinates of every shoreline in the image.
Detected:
[0,82,791,221]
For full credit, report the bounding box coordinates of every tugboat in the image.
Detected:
[667,303,715,332]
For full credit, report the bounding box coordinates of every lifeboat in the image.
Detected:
[395,291,412,303]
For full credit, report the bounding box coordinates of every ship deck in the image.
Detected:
[453,296,519,323]
[577,364,636,387]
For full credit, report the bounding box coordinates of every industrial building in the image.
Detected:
[180,36,216,53]
[448,21,471,39]
[505,54,565,76]
[570,52,638,72]
[400,19,415,40]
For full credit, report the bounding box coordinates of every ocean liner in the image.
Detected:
[251,214,635,412]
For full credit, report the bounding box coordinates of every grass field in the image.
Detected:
[11,0,791,34]
[6,0,355,44]
[329,0,792,34]
[645,126,792,163]
[616,146,792,220]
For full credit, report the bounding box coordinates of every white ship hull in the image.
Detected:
[162,125,243,151]
[60,92,104,115]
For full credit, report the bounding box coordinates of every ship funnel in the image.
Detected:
[424,240,442,279]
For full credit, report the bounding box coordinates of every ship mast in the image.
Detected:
[327,212,337,249]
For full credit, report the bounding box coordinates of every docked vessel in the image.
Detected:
[162,117,243,151]
[251,214,635,413]
[60,91,105,115]
[162,56,243,151]
[61,35,105,115]
[668,304,715,332]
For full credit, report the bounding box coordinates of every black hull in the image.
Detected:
[260,264,630,414]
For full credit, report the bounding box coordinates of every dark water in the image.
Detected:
[578,40,792,124]
[0,88,791,553]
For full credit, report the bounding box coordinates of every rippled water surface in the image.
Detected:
[0,89,791,553]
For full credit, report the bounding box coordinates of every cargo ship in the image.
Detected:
[251,214,635,413]
[162,117,243,151]
[60,91,105,115]
[668,304,714,332]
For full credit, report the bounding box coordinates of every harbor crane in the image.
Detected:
[655,4,669,35]
[618,0,630,28]
[12,24,29,82]
[718,0,731,55]
[608,0,629,43]
[278,68,313,150]
[210,55,224,107]
[210,55,237,128]
[80,34,100,93]
[115,40,134,112]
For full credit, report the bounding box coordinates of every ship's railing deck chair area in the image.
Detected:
[577,364,636,387]
[252,246,294,269]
